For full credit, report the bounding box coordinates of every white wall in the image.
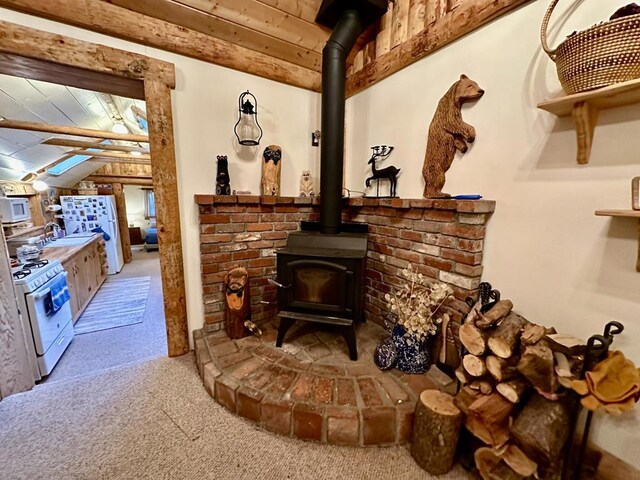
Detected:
[0,7,321,351]
[123,184,150,234]
[346,1,640,466]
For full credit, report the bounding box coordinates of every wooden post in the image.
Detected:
[0,227,36,399]
[27,194,45,226]
[411,389,462,475]
[145,80,189,357]
[112,183,132,264]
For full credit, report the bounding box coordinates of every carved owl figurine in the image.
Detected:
[261,145,282,196]
[299,170,315,197]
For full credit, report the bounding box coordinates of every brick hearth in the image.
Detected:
[195,195,496,331]
[193,320,457,446]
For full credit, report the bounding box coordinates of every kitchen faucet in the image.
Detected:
[45,221,62,239]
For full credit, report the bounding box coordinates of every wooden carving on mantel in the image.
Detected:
[422,74,484,198]
[224,267,251,339]
[216,155,231,195]
[261,145,282,196]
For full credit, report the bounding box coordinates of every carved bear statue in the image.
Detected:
[216,155,231,195]
[422,74,484,198]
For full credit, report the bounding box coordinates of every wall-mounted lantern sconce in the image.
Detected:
[234,91,263,146]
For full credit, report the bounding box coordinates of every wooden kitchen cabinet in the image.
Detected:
[53,236,108,323]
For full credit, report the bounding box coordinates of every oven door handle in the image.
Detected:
[32,287,51,300]
[268,278,291,289]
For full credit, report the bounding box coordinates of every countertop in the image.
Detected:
[40,234,102,265]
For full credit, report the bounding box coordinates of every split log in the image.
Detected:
[454,386,482,415]
[488,462,524,480]
[517,342,558,394]
[411,390,462,475]
[520,323,546,345]
[476,300,514,329]
[469,378,495,395]
[459,322,489,355]
[463,354,487,377]
[466,392,513,446]
[468,392,514,425]
[503,444,538,478]
[475,447,503,480]
[545,333,586,356]
[486,355,518,382]
[455,365,473,385]
[510,394,571,464]
[496,378,530,404]
[488,313,528,359]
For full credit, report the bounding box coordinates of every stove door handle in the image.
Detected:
[268,278,291,289]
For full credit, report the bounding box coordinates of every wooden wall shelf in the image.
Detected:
[595,209,640,272]
[538,78,640,165]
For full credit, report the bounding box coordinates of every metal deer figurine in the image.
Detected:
[365,145,401,197]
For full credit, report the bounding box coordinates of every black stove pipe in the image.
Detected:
[319,9,364,235]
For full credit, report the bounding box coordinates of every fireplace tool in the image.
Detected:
[561,320,624,480]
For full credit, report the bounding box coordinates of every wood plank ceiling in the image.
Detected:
[0,0,531,93]
[0,73,147,185]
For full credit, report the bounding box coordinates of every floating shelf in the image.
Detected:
[538,78,640,165]
[595,209,640,272]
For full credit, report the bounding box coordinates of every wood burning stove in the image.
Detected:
[274,223,367,360]
[273,0,386,360]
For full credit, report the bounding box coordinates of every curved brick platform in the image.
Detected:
[194,320,457,446]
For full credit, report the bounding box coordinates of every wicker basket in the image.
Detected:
[541,0,640,95]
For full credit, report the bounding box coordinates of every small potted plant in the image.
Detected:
[379,265,453,374]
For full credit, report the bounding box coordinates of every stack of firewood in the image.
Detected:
[453,300,586,480]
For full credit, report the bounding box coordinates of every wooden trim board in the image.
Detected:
[0,227,36,398]
[0,21,190,375]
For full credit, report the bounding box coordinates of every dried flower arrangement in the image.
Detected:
[384,265,454,341]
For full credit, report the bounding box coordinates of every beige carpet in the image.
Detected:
[0,353,473,480]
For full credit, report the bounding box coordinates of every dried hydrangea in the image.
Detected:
[384,264,453,341]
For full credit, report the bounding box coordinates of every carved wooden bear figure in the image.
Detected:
[261,145,282,196]
[422,74,484,198]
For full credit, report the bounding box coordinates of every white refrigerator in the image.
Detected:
[60,195,124,275]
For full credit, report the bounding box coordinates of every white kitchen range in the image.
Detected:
[12,259,74,381]
[60,195,124,274]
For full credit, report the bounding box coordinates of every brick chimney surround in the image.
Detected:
[193,194,495,446]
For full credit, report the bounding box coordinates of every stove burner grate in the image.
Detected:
[22,259,49,269]
[13,268,32,279]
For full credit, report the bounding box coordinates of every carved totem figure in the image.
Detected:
[224,267,251,339]
[216,155,231,195]
[261,145,282,196]
[422,74,485,198]
[299,170,315,197]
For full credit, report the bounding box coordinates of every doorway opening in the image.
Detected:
[0,22,188,398]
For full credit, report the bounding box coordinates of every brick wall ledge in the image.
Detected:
[194,195,496,213]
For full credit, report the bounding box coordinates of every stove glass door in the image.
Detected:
[285,259,350,314]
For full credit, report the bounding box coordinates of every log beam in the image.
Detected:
[0,118,149,142]
[86,176,153,186]
[42,138,149,153]
[66,149,151,162]
[145,80,189,356]
[112,183,132,264]
[0,0,321,91]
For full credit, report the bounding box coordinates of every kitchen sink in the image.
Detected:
[44,236,93,248]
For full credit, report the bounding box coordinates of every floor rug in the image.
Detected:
[74,276,151,335]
